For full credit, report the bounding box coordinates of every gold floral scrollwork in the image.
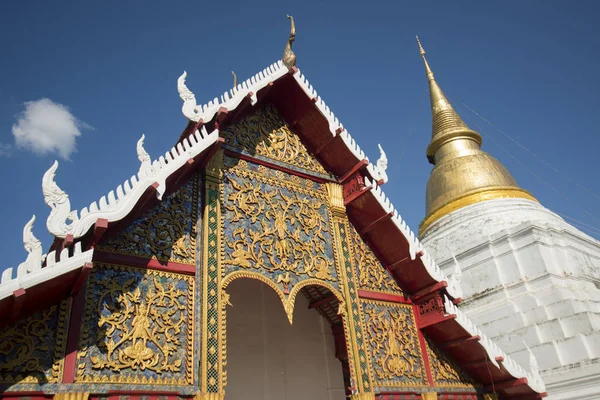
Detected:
[362,300,425,386]
[349,225,402,295]
[0,300,68,384]
[425,337,477,388]
[91,282,185,373]
[421,393,438,400]
[221,104,327,175]
[99,177,197,264]
[77,264,194,384]
[224,175,335,281]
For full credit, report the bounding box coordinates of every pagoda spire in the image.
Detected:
[416,36,537,236]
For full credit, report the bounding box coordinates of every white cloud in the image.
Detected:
[11,98,91,160]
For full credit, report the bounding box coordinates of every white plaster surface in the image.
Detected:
[421,198,600,399]
[225,279,345,400]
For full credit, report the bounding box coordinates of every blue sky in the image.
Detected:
[1,0,599,271]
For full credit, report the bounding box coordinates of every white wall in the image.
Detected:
[225,279,346,400]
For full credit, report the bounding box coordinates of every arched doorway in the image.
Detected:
[225,278,347,400]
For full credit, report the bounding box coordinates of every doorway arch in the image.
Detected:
[223,277,347,400]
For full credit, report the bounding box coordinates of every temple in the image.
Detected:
[415,38,600,399]
[0,21,547,400]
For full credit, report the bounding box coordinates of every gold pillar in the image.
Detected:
[421,393,438,400]
[54,394,89,400]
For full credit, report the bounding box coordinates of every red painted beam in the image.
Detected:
[93,250,196,275]
[215,107,229,129]
[418,313,456,329]
[71,262,93,296]
[387,251,424,271]
[314,133,340,156]
[440,335,481,350]
[462,358,492,369]
[10,288,26,320]
[339,159,369,183]
[358,211,394,236]
[357,290,410,304]
[508,392,549,399]
[412,281,448,302]
[343,184,372,206]
[92,218,109,247]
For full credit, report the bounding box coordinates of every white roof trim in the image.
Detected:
[0,215,94,301]
[43,126,219,239]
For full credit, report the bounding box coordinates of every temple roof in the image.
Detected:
[0,60,545,398]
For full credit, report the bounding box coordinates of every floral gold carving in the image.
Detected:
[362,300,426,387]
[223,172,335,282]
[0,300,69,384]
[425,338,477,388]
[348,225,402,295]
[77,263,194,384]
[222,104,327,175]
[99,176,197,264]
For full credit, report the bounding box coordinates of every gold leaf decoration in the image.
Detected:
[348,225,402,295]
[0,300,69,384]
[99,175,198,264]
[425,337,478,388]
[222,161,336,283]
[221,104,328,175]
[362,300,426,387]
[76,263,194,384]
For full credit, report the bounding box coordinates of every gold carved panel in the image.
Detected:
[221,104,328,175]
[348,224,402,295]
[361,299,427,389]
[222,157,338,291]
[76,263,194,384]
[0,300,69,384]
[98,175,198,265]
[425,337,477,389]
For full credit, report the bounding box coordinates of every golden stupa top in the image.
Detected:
[416,36,537,235]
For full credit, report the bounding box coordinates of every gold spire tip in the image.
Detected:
[416,35,426,58]
[282,14,297,68]
[232,71,237,88]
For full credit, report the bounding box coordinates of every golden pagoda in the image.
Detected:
[416,36,537,235]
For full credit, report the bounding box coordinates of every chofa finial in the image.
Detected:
[376,144,388,182]
[282,15,296,68]
[177,71,201,122]
[232,71,237,88]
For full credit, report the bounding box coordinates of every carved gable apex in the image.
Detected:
[221,104,331,177]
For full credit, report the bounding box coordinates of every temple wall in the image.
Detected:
[225,279,345,400]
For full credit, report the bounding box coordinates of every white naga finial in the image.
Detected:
[43,161,77,237]
[376,143,388,182]
[136,134,154,177]
[17,215,44,277]
[447,249,463,298]
[178,71,201,122]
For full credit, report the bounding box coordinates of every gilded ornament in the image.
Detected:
[0,300,68,384]
[221,104,327,174]
[54,393,89,400]
[421,393,438,400]
[76,264,194,384]
[282,15,296,68]
[425,338,477,388]
[348,225,401,295]
[223,171,336,282]
[99,177,197,264]
[362,300,426,387]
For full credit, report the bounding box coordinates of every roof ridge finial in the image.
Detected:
[232,71,237,88]
[282,15,296,68]
[415,35,434,81]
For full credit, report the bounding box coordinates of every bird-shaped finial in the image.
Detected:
[283,15,296,68]
[232,71,237,88]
